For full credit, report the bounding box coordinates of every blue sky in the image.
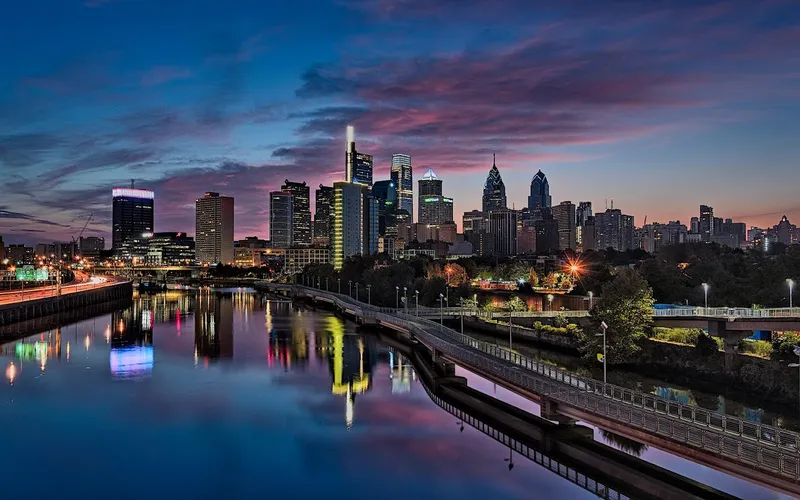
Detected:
[1,0,799,244]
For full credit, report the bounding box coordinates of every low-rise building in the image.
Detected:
[285,247,330,274]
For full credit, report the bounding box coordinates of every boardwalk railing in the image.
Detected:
[262,282,800,480]
[654,307,800,319]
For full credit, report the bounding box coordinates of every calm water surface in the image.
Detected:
[0,290,789,499]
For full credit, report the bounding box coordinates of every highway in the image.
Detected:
[0,272,124,306]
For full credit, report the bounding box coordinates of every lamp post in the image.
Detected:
[588,291,594,309]
[460,298,464,335]
[595,321,608,384]
[439,293,444,325]
[355,282,359,301]
[367,285,371,305]
[547,294,554,312]
[415,290,419,316]
[403,287,408,314]
[326,277,329,291]
[337,278,341,294]
[788,279,795,309]
[396,286,400,309]
[348,280,352,298]
[702,283,709,310]
[508,305,514,351]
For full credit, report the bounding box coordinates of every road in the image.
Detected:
[0,272,124,306]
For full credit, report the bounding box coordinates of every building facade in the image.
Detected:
[281,179,312,246]
[372,180,398,236]
[488,209,518,257]
[345,125,373,186]
[269,191,294,249]
[314,185,334,246]
[418,169,452,225]
[552,201,576,250]
[112,186,154,255]
[595,209,635,252]
[700,205,714,242]
[390,154,413,222]
[528,170,551,214]
[331,181,366,269]
[146,232,195,265]
[79,236,105,257]
[195,192,234,265]
[482,153,507,213]
[285,247,330,274]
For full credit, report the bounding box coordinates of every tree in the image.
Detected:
[529,269,539,287]
[444,263,468,287]
[541,272,558,289]
[580,268,654,364]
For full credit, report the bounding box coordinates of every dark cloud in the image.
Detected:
[0,133,65,169]
[0,207,71,228]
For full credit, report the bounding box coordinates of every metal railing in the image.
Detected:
[654,307,800,319]
[260,282,800,480]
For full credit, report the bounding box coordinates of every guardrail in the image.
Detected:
[654,307,800,319]
[260,282,800,481]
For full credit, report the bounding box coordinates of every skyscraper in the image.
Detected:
[528,170,551,213]
[281,179,312,246]
[482,152,507,213]
[314,185,334,246]
[195,192,234,265]
[390,154,413,221]
[371,180,398,236]
[418,169,453,225]
[576,201,592,249]
[331,181,366,269]
[595,209,635,251]
[700,205,714,242]
[488,209,518,257]
[552,201,576,250]
[345,125,373,186]
[269,191,293,249]
[112,185,154,255]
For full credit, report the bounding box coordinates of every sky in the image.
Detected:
[1,0,799,245]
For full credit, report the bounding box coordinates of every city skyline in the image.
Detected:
[2,1,800,244]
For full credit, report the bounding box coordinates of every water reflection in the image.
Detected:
[110,301,154,379]
[195,292,233,362]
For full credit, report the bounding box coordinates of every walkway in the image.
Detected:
[260,282,800,495]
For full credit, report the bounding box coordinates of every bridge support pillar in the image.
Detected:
[540,396,578,425]
[709,320,752,371]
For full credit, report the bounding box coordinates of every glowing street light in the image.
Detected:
[588,291,594,309]
[396,286,400,309]
[702,283,710,310]
[547,294,554,312]
[788,279,795,309]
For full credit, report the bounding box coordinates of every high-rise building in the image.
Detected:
[690,217,700,234]
[418,169,452,225]
[583,216,596,251]
[488,209,518,257]
[774,215,797,245]
[112,185,154,255]
[700,205,714,242]
[576,201,592,226]
[463,210,488,235]
[517,219,537,254]
[528,170,551,213]
[331,181,366,269]
[269,191,294,249]
[534,216,560,254]
[713,218,747,248]
[281,179,312,246]
[482,153,507,213]
[195,192,234,265]
[372,180,398,236]
[363,191,380,256]
[344,125,373,186]
[390,154,413,221]
[314,185,334,246]
[79,236,104,257]
[595,209,635,251]
[552,201,576,250]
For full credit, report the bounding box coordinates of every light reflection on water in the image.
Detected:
[0,290,789,499]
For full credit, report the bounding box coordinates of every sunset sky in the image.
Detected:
[1,0,799,244]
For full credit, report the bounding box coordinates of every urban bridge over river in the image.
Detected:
[259,282,800,497]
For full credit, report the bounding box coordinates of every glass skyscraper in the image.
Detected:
[345,125,373,186]
[281,179,312,246]
[390,154,413,221]
[195,192,234,265]
[528,170,551,213]
[112,186,154,256]
[269,191,293,249]
[482,153,507,213]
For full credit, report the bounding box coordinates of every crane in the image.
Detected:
[73,213,94,259]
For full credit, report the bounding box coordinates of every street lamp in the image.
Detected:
[337,278,341,294]
[396,286,400,309]
[588,291,594,309]
[702,283,709,310]
[348,280,352,297]
[547,294,554,312]
[367,285,371,305]
[326,277,329,291]
[415,290,419,316]
[355,282,359,301]
[403,287,408,314]
[439,293,445,324]
[788,279,795,309]
[595,321,608,384]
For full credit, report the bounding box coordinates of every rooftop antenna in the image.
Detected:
[131,179,135,189]
[611,198,614,210]
[605,198,608,210]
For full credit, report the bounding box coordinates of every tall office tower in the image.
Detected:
[418,169,453,224]
[575,201,592,248]
[390,154,413,221]
[331,181,367,269]
[552,201,577,250]
[195,192,234,265]
[363,192,380,255]
[583,216,596,251]
[488,209,518,257]
[594,209,635,251]
[775,215,798,245]
[314,185,334,246]
[482,152,507,213]
[528,170,551,213]
[112,184,154,255]
[269,191,294,249]
[700,205,714,242]
[372,180,398,236]
[281,179,312,246]
[534,215,560,254]
[344,125,373,186]
[462,210,489,236]
[622,214,635,251]
[690,217,700,234]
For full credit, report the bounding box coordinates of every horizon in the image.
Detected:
[1,0,799,245]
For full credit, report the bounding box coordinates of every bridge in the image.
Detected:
[259,282,800,496]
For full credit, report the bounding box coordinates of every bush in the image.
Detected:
[771,333,800,362]
[736,339,772,359]
[695,333,719,356]
[652,327,702,345]
[552,313,569,328]
[528,321,582,338]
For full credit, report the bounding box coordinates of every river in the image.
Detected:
[0,290,789,499]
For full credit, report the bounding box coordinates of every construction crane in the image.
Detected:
[73,213,94,259]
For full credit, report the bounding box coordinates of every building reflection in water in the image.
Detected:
[326,316,376,429]
[195,291,234,365]
[267,308,310,371]
[110,301,154,380]
[389,351,416,394]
